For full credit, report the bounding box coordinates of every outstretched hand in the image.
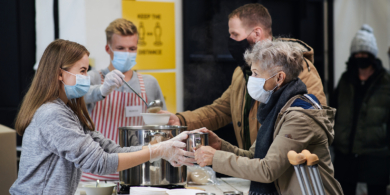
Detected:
[148,140,196,167]
[188,128,222,150]
[194,146,216,167]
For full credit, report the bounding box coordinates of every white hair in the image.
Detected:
[244,39,304,82]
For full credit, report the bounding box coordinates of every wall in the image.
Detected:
[85,0,122,70]
[334,0,390,86]
[0,0,36,146]
[85,0,183,112]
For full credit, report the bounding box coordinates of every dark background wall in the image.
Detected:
[183,0,333,146]
[0,1,36,145]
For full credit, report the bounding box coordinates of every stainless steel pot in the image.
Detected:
[187,133,209,152]
[118,125,187,186]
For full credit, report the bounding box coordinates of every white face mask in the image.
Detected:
[247,73,279,104]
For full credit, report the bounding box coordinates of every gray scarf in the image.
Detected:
[249,78,308,195]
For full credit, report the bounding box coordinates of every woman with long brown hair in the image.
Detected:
[9,39,194,195]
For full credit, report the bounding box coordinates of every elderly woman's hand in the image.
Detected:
[194,146,216,167]
[188,128,222,150]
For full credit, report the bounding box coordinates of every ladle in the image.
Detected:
[120,77,163,113]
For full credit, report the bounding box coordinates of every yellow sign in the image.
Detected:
[122,1,175,70]
[138,72,176,113]
[88,58,95,67]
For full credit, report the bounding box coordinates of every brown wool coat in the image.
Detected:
[177,38,327,149]
[212,95,343,195]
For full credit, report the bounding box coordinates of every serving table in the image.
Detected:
[76,177,251,195]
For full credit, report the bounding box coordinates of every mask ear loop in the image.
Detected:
[58,69,70,102]
[60,68,80,86]
[265,71,282,92]
[274,72,282,89]
[108,45,117,63]
[108,44,114,53]
[59,68,68,86]
[246,29,254,40]
[271,83,279,91]
[61,68,77,76]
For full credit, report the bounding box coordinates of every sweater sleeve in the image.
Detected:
[212,111,316,183]
[38,105,119,175]
[86,129,143,153]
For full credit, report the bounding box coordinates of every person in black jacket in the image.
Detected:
[332,24,390,195]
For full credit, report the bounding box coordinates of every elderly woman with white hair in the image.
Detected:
[194,40,343,195]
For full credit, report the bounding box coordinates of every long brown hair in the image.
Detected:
[15,39,95,135]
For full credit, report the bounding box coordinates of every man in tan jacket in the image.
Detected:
[163,3,326,149]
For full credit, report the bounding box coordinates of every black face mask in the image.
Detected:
[348,57,374,69]
[228,38,251,66]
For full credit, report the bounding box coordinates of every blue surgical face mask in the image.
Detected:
[110,45,137,73]
[247,73,279,104]
[61,69,90,100]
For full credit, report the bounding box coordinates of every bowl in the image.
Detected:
[80,183,116,195]
[141,113,171,125]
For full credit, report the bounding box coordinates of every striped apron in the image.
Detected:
[80,73,147,181]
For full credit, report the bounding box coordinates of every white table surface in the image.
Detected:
[188,177,250,195]
[76,177,251,195]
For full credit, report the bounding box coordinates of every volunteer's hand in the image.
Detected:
[150,131,189,145]
[158,110,180,126]
[188,128,222,150]
[195,146,216,167]
[148,139,196,167]
[100,70,124,96]
[170,131,189,142]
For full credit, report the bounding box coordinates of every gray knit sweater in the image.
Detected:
[9,99,142,195]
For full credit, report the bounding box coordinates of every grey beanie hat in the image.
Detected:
[350,24,378,57]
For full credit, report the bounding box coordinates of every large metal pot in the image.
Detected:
[118,125,187,186]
